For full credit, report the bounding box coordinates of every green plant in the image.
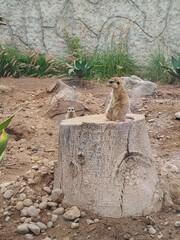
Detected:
[0,112,16,164]
[145,50,175,83]
[67,60,92,78]
[161,56,180,82]
[63,29,82,54]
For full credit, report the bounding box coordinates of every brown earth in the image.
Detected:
[0,77,180,240]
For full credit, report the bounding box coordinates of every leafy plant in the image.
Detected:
[0,112,17,164]
[145,50,175,83]
[161,56,180,82]
[67,60,92,78]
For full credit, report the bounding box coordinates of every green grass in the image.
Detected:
[145,50,176,83]
[0,44,63,77]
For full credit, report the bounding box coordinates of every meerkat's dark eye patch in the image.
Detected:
[109,81,114,84]
[116,81,120,85]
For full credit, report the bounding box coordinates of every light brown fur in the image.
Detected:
[66,107,77,119]
[105,77,130,121]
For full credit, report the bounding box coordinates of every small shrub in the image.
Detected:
[67,60,92,78]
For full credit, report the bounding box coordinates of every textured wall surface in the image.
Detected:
[0,0,179,64]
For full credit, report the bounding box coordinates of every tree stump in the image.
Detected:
[55,114,162,217]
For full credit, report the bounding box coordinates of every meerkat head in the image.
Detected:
[106,77,123,89]
[67,107,75,113]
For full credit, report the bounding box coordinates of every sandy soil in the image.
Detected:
[0,77,180,240]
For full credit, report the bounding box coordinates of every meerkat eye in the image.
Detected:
[117,81,120,85]
[109,81,114,84]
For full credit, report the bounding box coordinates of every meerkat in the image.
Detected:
[105,77,131,121]
[66,107,77,119]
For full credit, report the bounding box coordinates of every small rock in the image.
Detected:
[148,119,155,123]
[24,233,34,240]
[16,201,24,211]
[94,218,100,223]
[44,237,52,240]
[47,202,57,207]
[70,222,79,229]
[47,221,53,228]
[63,206,80,221]
[3,190,14,199]
[148,226,156,235]
[86,219,94,225]
[5,216,10,222]
[36,221,47,231]
[51,188,64,203]
[24,218,32,223]
[17,223,29,234]
[21,208,29,217]
[39,202,47,210]
[51,214,58,222]
[27,206,39,217]
[53,207,64,215]
[80,211,86,218]
[23,199,33,207]
[43,187,51,194]
[19,193,27,201]
[157,232,163,239]
[174,112,180,120]
[28,223,40,235]
[26,188,35,195]
[74,218,79,223]
[175,221,180,227]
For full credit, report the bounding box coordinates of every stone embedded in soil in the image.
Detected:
[94,218,100,223]
[70,222,79,229]
[24,233,34,240]
[23,199,33,207]
[47,221,53,228]
[27,206,39,217]
[3,190,14,199]
[16,201,24,211]
[28,223,40,235]
[175,221,180,227]
[21,208,29,217]
[19,193,27,201]
[47,202,57,207]
[53,207,64,215]
[174,112,180,120]
[63,206,81,221]
[17,223,29,234]
[51,188,64,203]
[86,219,94,225]
[80,211,86,218]
[148,226,157,235]
[43,186,51,194]
[36,221,47,231]
[51,214,58,222]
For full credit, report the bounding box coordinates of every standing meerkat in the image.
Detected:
[66,107,77,119]
[105,77,130,121]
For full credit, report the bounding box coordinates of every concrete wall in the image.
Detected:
[0,0,179,64]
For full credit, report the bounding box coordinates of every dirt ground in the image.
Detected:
[0,77,180,240]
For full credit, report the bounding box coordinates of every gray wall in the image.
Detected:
[0,0,179,64]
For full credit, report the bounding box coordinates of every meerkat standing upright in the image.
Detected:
[66,107,77,119]
[105,77,130,121]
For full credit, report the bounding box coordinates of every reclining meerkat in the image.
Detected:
[66,107,77,119]
[105,77,132,122]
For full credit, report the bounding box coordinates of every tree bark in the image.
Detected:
[55,114,162,217]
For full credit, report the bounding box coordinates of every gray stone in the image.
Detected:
[19,193,27,201]
[148,226,157,235]
[53,207,64,215]
[24,234,34,240]
[3,190,14,199]
[27,206,39,217]
[175,112,180,120]
[5,216,10,222]
[21,208,29,217]
[70,222,79,229]
[63,206,81,221]
[51,188,64,203]
[43,186,51,194]
[36,221,47,231]
[17,223,29,234]
[28,223,40,235]
[80,211,86,218]
[175,221,180,227]
[94,218,100,223]
[47,221,53,228]
[51,214,58,222]
[86,219,94,225]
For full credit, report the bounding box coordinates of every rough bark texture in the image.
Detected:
[55,114,162,217]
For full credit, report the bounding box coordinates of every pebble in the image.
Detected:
[51,214,58,222]
[47,202,57,207]
[175,221,180,227]
[36,221,47,231]
[27,206,39,217]
[39,202,47,210]
[63,206,80,220]
[3,190,14,199]
[148,226,157,235]
[80,211,86,218]
[43,187,51,194]
[53,207,64,215]
[23,199,33,207]
[174,112,180,120]
[5,216,10,222]
[94,218,100,223]
[44,237,52,240]
[21,208,29,217]
[51,188,64,202]
[71,222,79,229]
[47,221,53,228]
[16,201,24,211]
[17,223,29,234]
[26,189,35,195]
[86,219,94,225]
[28,223,40,235]
[24,233,34,240]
